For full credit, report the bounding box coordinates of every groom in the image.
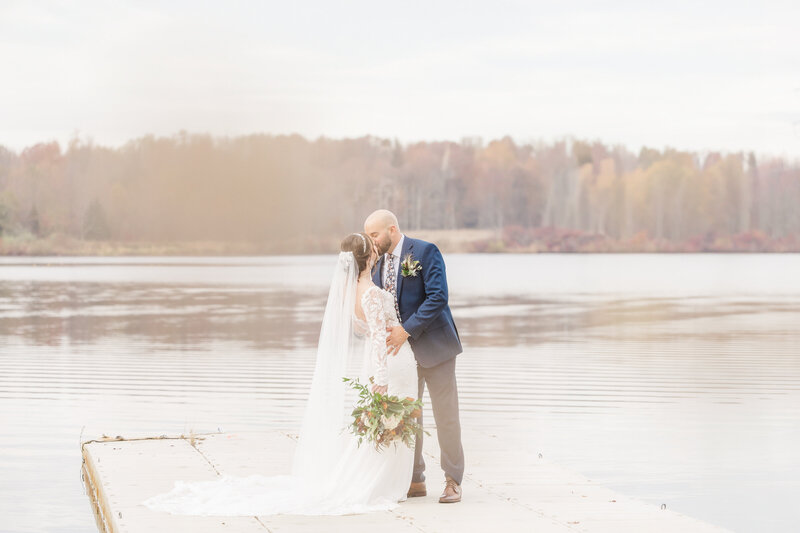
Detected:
[364,210,465,504]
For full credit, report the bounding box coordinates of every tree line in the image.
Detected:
[0,133,798,253]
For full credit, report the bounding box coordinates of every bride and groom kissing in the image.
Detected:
[144,209,465,516]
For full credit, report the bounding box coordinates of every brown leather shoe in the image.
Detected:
[438,476,462,503]
[407,481,427,497]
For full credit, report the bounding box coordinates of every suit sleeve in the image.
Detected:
[402,244,448,340]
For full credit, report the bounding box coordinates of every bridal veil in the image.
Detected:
[292,251,366,482]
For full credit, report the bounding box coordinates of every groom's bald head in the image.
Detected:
[364,210,402,255]
[365,210,399,231]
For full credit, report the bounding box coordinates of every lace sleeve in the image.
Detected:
[363,287,389,387]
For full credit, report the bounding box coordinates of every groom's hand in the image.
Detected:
[386,326,410,356]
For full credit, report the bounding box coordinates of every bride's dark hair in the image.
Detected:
[340,233,372,275]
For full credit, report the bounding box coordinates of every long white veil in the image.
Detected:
[142,251,376,516]
[292,251,365,483]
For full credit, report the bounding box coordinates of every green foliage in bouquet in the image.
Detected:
[343,377,428,450]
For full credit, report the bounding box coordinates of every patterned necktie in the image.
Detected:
[384,253,402,321]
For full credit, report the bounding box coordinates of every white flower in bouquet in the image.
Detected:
[380,413,402,431]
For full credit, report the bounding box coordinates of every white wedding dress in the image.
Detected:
[143,253,418,516]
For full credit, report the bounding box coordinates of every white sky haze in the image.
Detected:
[1,0,799,157]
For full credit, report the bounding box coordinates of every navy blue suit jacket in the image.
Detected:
[372,236,462,368]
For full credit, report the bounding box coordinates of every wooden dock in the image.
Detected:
[81,428,730,533]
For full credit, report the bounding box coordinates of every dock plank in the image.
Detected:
[81,429,730,533]
[83,437,267,532]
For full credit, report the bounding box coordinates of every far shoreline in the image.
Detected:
[1,228,798,256]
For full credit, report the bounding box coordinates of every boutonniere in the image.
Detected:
[400,253,422,277]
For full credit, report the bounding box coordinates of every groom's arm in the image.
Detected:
[400,244,449,340]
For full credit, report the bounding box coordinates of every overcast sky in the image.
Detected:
[1,0,799,157]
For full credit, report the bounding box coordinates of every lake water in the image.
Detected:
[1,254,799,533]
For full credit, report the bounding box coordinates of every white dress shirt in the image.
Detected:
[382,234,405,288]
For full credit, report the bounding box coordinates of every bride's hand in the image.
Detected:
[371,384,388,395]
[385,326,410,356]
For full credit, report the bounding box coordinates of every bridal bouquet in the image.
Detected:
[343,377,427,450]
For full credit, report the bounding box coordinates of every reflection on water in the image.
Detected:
[1,254,799,533]
[0,282,325,349]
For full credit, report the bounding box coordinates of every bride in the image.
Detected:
[143,232,419,516]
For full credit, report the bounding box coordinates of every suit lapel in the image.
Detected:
[395,237,413,298]
[372,254,384,288]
